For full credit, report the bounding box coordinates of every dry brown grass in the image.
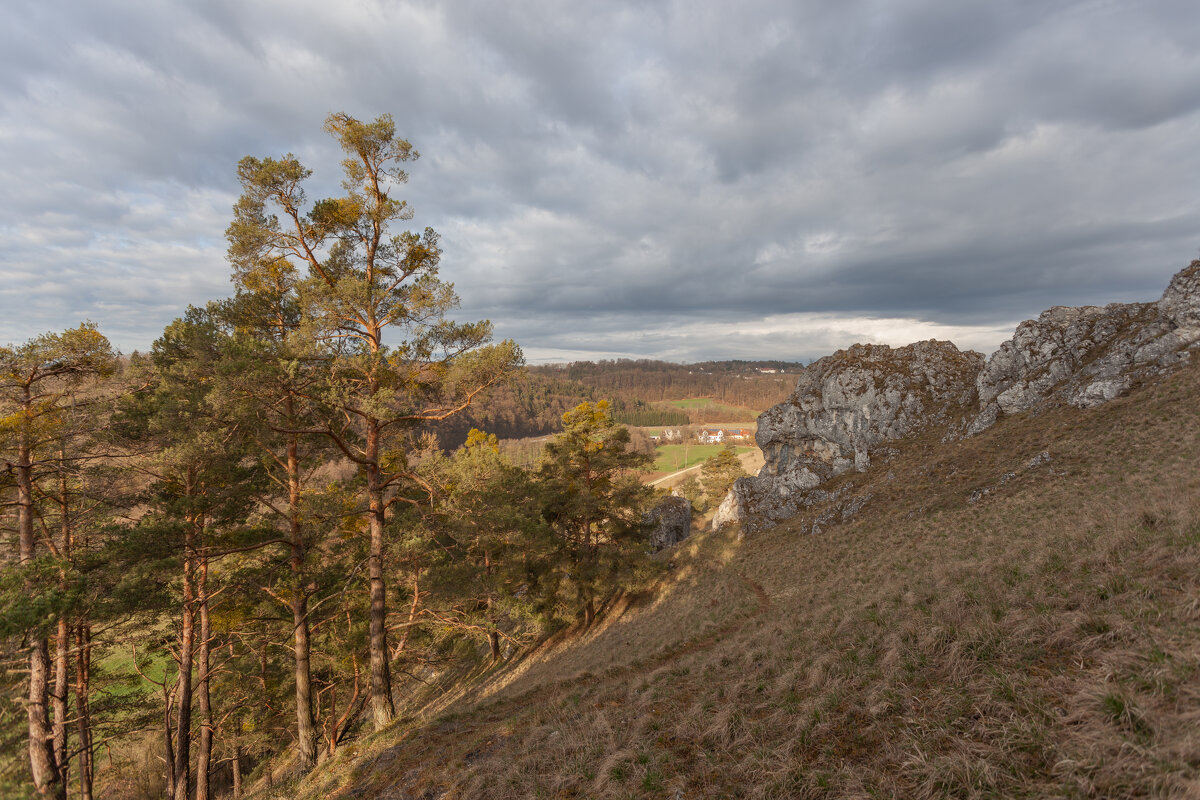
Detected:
[283,360,1200,800]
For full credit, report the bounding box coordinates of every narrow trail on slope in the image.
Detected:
[644,567,770,667]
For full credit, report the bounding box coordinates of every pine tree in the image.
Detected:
[699,445,747,507]
[226,112,521,729]
[536,402,655,627]
[112,309,261,800]
[420,430,548,662]
[0,324,115,800]
[215,275,334,773]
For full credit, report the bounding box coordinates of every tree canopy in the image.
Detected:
[0,117,670,800]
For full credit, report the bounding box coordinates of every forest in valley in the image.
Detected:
[0,114,757,800]
[434,359,800,446]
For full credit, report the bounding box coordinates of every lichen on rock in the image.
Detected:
[968,259,1200,431]
[716,340,982,532]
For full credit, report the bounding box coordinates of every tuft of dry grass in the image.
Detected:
[281,359,1200,800]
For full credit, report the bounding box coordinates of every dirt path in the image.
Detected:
[645,567,770,665]
[649,449,764,489]
[649,463,703,486]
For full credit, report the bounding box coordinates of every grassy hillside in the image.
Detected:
[275,360,1200,799]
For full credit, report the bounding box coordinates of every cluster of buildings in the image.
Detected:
[652,427,754,444]
[696,427,754,444]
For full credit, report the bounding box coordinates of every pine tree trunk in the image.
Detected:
[17,431,64,799]
[292,592,318,769]
[196,558,212,800]
[173,516,197,800]
[489,630,501,664]
[52,468,71,788]
[231,747,242,800]
[30,641,64,800]
[163,690,176,799]
[287,426,318,772]
[485,561,501,664]
[52,617,70,789]
[366,422,394,730]
[75,623,94,800]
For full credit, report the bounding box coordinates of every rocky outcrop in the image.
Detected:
[716,340,982,531]
[645,496,692,551]
[717,260,1200,533]
[968,451,1053,504]
[967,260,1200,433]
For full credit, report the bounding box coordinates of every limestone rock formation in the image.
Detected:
[967,259,1200,433]
[716,260,1200,532]
[645,495,692,551]
[716,340,982,531]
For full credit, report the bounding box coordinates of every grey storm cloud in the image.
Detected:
[2,0,1199,363]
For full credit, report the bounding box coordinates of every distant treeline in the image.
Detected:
[610,400,691,427]
[549,359,800,406]
[436,359,799,448]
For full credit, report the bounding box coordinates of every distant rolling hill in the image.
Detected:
[434,358,801,448]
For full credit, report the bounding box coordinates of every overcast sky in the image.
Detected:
[2,0,1199,363]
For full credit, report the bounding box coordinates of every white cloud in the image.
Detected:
[505,311,1016,365]
[2,0,1199,362]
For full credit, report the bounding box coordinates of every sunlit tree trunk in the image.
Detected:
[163,690,176,799]
[231,746,242,799]
[52,471,71,790]
[286,422,318,771]
[18,425,65,799]
[75,622,94,800]
[196,557,212,800]
[52,617,70,790]
[173,509,198,800]
[366,420,394,730]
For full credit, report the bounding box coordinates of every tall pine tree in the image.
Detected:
[1,324,114,800]
[225,112,522,730]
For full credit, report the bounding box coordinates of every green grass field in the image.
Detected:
[652,443,754,472]
[663,398,714,409]
[658,397,760,422]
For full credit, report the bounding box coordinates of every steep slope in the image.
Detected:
[277,342,1200,799]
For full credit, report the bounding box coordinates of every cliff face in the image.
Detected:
[968,261,1200,433]
[717,259,1200,531]
[713,340,982,530]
